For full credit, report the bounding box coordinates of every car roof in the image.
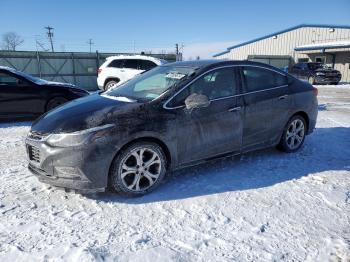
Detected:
[162,59,285,72]
[105,55,165,64]
[0,66,15,71]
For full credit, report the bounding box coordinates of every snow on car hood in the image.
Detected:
[35,79,76,87]
[31,93,140,134]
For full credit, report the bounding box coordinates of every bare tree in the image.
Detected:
[2,32,24,51]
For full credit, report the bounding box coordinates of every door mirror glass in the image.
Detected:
[184,93,210,109]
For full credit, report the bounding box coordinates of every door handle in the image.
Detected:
[278,95,288,100]
[228,106,241,112]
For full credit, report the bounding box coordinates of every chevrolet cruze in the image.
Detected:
[25,60,318,196]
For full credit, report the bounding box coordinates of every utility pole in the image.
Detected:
[175,43,179,55]
[87,38,94,53]
[45,26,54,52]
[175,43,179,61]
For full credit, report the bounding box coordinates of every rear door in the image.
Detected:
[167,67,243,164]
[139,60,158,72]
[239,66,291,151]
[105,59,124,81]
[123,59,142,81]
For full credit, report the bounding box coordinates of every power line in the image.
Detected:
[87,38,94,53]
[45,26,54,52]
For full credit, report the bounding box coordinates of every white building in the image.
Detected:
[213,24,350,82]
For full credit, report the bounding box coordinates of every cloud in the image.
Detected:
[182,40,239,60]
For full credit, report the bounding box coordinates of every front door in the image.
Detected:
[0,71,40,119]
[167,67,243,165]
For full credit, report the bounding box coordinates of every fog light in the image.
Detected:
[54,166,85,180]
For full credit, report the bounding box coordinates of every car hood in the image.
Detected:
[31,93,141,134]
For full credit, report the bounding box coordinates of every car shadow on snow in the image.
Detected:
[93,126,350,204]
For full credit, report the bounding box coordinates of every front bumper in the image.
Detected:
[25,134,117,193]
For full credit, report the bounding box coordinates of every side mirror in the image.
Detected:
[184,93,210,110]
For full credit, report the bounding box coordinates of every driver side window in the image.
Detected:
[168,67,236,107]
[0,72,19,86]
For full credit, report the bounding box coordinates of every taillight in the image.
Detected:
[313,87,318,96]
[98,68,102,74]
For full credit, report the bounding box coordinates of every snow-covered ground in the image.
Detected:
[0,85,349,261]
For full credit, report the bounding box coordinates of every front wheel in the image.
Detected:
[278,115,306,153]
[46,97,68,111]
[109,142,167,196]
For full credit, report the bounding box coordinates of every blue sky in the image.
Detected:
[1,0,350,58]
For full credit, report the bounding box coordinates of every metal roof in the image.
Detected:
[295,40,350,51]
[213,24,350,57]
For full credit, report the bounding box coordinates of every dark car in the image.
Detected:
[289,62,341,85]
[0,66,89,120]
[25,60,318,196]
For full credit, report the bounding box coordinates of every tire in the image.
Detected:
[46,97,68,111]
[109,142,167,196]
[277,115,307,153]
[308,76,315,85]
[104,79,119,90]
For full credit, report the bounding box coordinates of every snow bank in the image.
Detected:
[0,88,349,261]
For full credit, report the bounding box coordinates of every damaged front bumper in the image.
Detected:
[25,127,118,193]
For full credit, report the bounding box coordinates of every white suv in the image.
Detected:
[97,55,166,90]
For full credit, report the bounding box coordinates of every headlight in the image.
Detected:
[46,124,115,147]
[316,72,325,76]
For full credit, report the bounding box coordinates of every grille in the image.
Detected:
[28,145,41,163]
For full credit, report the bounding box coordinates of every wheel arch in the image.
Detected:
[45,96,68,112]
[104,77,120,87]
[108,135,173,178]
[290,111,309,132]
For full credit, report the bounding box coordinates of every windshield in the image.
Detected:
[308,63,330,70]
[105,65,196,101]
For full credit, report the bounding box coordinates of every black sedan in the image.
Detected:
[25,60,318,196]
[0,66,89,120]
[289,62,342,85]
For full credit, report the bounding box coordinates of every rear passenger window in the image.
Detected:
[124,59,139,69]
[242,67,287,92]
[108,59,124,68]
[140,60,157,71]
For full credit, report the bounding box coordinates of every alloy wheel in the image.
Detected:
[286,119,305,150]
[105,81,118,90]
[119,147,162,192]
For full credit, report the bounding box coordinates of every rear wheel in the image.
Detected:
[104,79,120,90]
[109,142,167,196]
[278,115,306,153]
[46,97,68,111]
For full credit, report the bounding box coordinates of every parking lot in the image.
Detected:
[0,85,349,261]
